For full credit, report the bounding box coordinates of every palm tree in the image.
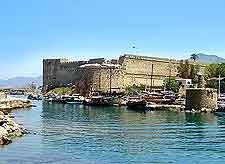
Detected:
[190,53,199,62]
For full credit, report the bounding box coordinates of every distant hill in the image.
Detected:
[0,76,42,88]
[194,53,225,64]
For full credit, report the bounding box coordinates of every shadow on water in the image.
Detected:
[185,112,218,126]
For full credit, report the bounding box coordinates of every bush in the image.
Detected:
[207,80,225,93]
[47,87,73,95]
[126,84,146,94]
[164,77,179,93]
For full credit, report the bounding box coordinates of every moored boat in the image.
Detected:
[144,91,177,105]
[217,100,225,112]
[83,96,111,106]
[126,97,147,110]
[27,94,43,101]
[66,94,84,104]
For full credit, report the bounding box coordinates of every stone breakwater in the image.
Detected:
[0,99,32,110]
[0,99,32,145]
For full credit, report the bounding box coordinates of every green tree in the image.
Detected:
[205,63,225,92]
[190,64,200,84]
[205,63,225,78]
[177,60,190,79]
[205,63,219,78]
[164,77,179,93]
[47,87,73,95]
[126,84,146,94]
[190,53,199,62]
[177,60,200,84]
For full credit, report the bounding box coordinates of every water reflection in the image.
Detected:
[185,112,218,126]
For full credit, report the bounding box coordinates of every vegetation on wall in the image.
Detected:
[47,87,73,95]
[125,84,146,94]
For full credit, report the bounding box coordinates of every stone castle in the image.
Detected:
[43,54,196,94]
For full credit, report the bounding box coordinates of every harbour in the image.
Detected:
[0,1,224,163]
[1,99,225,163]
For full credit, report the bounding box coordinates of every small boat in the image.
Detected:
[27,94,42,101]
[127,97,147,110]
[45,95,68,103]
[83,96,111,106]
[218,96,225,101]
[144,91,177,105]
[66,94,84,104]
[217,101,225,112]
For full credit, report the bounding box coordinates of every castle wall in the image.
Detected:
[43,54,205,93]
[95,68,124,93]
[120,54,179,88]
[43,59,89,92]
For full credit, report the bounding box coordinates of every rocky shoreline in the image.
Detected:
[0,99,32,110]
[0,99,32,145]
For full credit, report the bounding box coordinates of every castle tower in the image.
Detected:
[43,59,61,93]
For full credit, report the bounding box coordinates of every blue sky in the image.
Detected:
[0,0,225,79]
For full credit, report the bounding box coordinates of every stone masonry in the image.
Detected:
[43,54,205,94]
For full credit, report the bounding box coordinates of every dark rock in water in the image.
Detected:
[2,110,9,115]
[0,136,12,145]
[21,128,29,135]
[0,120,7,126]
[8,115,15,118]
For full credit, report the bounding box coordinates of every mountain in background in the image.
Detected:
[195,53,225,64]
[0,76,42,88]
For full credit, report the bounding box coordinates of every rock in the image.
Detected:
[21,128,29,135]
[205,108,212,113]
[201,108,206,112]
[0,136,12,145]
[0,120,7,126]
[8,115,15,118]
[0,111,4,115]
[2,110,9,115]
[0,127,8,137]
[0,100,31,145]
[0,115,5,120]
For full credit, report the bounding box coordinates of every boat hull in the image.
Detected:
[127,101,147,110]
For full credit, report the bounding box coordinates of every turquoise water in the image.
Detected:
[1,100,225,163]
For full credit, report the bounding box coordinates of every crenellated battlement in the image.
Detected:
[121,54,179,63]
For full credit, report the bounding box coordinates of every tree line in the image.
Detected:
[165,53,225,93]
